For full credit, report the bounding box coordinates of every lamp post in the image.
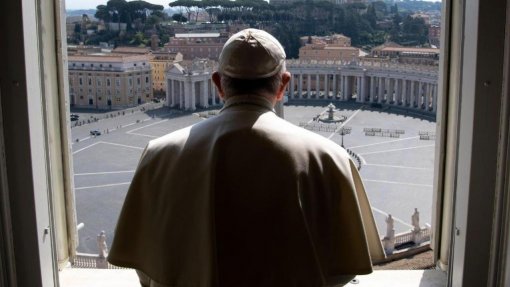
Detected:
[338,126,352,148]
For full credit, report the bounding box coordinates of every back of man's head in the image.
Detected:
[214,29,289,100]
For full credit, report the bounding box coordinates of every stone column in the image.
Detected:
[298,73,303,99]
[402,80,408,106]
[173,80,178,106]
[307,74,311,97]
[290,74,295,98]
[378,77,384,103]
[183,80,190,110]
[410,81,416,107]
[203,79,209,108]
[339,75,344,99]
[315,74,320,97]
[361,76,367,102]
[179,81,183,109]
[190,80,196,111]
[332,74,337,97]
[432,84,438,112]
[211,79,216,105]
[385,78,391,102]
[394,79,400,105]
[345,76,350,100]
[166,79,172,107]
[356,77,361,102]
[418,81,424,107]
[370,76,375,102]
[324,74,329,97]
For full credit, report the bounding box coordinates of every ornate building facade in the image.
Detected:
[68,54,153,109]
[285,59,438,113]
[165,59,220,110]
[164,59,438,114]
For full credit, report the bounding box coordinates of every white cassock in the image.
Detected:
[108,95,385,287]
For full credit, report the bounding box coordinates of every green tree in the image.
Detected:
[390,4,398,14]
[364,3,377,30]
[129,31,149,46]
[107,0,128,30]
[95,5,112,23]
[171,13,188,22]
[401,15,428,45]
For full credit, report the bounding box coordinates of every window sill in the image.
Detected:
[59,269,447,287]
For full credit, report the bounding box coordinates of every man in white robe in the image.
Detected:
[108,28,384,287]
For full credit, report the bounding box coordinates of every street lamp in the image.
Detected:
[338,126,352,147]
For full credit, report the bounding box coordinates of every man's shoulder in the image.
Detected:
[257,114,349,158]
[146,125,193,152]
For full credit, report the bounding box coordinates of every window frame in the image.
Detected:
[1,0,510,286]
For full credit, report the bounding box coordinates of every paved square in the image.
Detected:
[72,103,436,254]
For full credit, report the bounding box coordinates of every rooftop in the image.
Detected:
[112,47,151,54]
[68,54,150,63]
[374,47,440,54]
[175,33,221,38]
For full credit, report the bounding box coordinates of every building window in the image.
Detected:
[79,78,83,85]
[107,78,111,86]
[145,76,149,83]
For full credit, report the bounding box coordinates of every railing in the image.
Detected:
[71,253,125,269]
[72,209,431,268]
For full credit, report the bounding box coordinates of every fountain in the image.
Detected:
[318,103,347,123]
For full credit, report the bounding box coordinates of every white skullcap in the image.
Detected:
[218,29,286,79]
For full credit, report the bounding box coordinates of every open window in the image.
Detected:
[0,0,509,286]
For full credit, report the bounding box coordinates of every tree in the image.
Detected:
[365,3,377,30]
[390,4,398,14]
[372,1,387,16]
[95,5,112,22]
[127,1,164,24]
[129,31,148,46]
[74,23,81,34]
[401,15,428,45]
[107,0,128,30]
[171,13,187,22]
[169,0,195,23]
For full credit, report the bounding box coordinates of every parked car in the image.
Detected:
[90,130,101,136]
[70,114,79,121]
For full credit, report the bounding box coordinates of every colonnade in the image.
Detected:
[165,76,219,111]
[287,65,438,113]
[165,60,439,114]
